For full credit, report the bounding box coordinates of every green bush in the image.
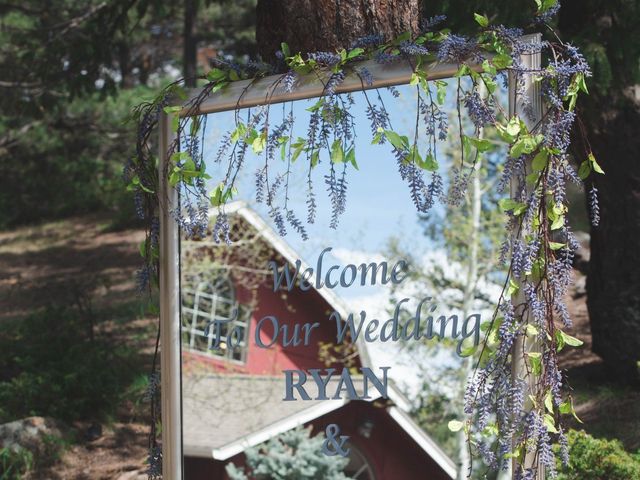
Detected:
[556,430,640,480]
[0,306,139,424]
[0,447,33,480]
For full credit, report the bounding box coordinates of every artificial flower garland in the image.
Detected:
[130,3,599,478]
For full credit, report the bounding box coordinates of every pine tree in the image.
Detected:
[225,426,351,480]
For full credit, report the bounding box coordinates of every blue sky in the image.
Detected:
[201,84,443,272]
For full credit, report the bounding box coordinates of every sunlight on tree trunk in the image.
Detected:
[256,0,421,59]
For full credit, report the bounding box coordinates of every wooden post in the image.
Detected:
[159,112,183,479]
[508,33,543,480]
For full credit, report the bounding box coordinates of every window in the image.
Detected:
[344,445,376,480]
[181,272,251,363]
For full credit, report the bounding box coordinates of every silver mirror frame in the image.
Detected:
[158,34,542,480]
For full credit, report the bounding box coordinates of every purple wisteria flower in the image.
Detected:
[398,41,429,56]
[463,91,496,127]
[351,33,384,49]
[422,14,446,31]
[437,34,478,63]
[308,51,341,67]
[589,185,600,227]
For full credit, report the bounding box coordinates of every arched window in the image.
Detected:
[344,445,376,480]
[181,272,251,363]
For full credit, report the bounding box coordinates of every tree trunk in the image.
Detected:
[183,0,198,87]
[558,1,640,383]
[584,95,640,382]
[255,0,421,60]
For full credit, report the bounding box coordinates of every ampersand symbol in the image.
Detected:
[321,424,350,457]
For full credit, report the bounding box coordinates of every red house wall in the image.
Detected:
[183,279,359,375]
[184,401,451,480]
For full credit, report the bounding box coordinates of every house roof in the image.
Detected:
[209,201,373,368]
[182,372,456,479]
[182,202,457,478]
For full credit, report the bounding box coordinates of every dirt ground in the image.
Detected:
[559,271,640,450]
[0,216,152,479]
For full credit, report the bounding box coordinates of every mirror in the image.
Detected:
[178,79,508,480]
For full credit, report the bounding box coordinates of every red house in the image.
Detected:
[180,202,457,480]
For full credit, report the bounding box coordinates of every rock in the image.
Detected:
[0,417,64,456]
[115,469,148,480]
[84,422,102,442]
[573,231,590,274]
[573,274,587,298]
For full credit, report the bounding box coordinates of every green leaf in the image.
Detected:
[510,133,542,158]
[209,183,225,206]
[506,117,522,137]
[171,115,180,133]
[532,150,548,172]
[422,152,438,172]
[549,242,565,250]
[347,47,364,59]
[460,344,478,358]
[482,74,497,94]
[559,398,583,423]
[384,130,408,151]
[168,171,181,187]
[550,214,565,231]
[492,53,512,70]
[163,105,181,114]
[544,413,558,433]
[139,239,148,257]
[346,147,358,170]
[577,72,589,94]
[474,13,489,27]
[252,133,267,154]
[330,139,344,164]
[525,324,539,337]
[578,160,591,180]
[430,81,446,107]
[560,330,584,347]
[528,352,542,376]
[210,81,229,94]
[466,136,493,152]
[280,42,291,58]
[499,198,526,215]
[291,138,307,163]
[371,132,383,145]
[507,277,520,297]
[448,420,464,432]
[409,72,420,86]
[544,391,554,414]
[588,152,605,174]
[206,68,226,82]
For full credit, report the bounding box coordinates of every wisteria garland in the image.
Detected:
[129,2,601,478]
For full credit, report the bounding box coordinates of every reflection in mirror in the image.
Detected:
[180,80,507,479]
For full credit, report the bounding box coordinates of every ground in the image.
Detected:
[0,215,637,478]
[560,271,640,450]
[0,215,152,479]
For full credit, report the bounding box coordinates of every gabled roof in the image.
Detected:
[209,200,373,368]
[183,373,457,479]
[181,202,457,478]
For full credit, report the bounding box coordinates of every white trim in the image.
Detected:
[210,398,350,460]
[186,384,388,461]
[387,406,457,479]
[159,112,183,479]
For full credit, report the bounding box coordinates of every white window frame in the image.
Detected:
[180,275,251,363]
